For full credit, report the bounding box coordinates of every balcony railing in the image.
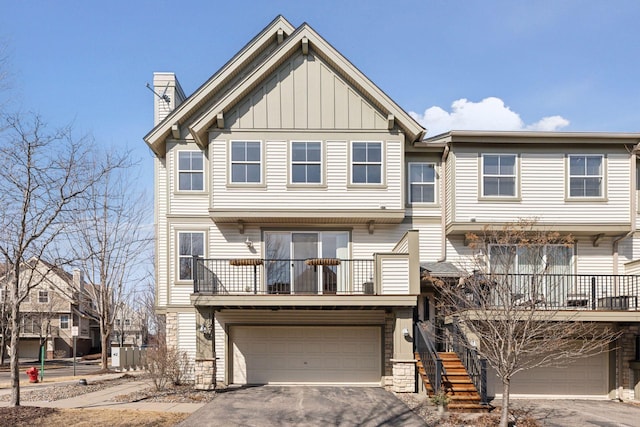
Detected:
[193,257,375,295]
[463,273,640,311]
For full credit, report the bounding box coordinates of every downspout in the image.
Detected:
[437,144,451,262]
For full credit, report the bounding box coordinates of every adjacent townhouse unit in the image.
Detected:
[144,15,640,402]
[0,259,97,359]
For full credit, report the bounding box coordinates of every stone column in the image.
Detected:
[391,307,416,393]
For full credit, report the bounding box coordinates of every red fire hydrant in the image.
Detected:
[26,367,39,383]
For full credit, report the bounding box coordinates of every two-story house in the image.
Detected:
[1,259,95,359]
[145,16,640,402]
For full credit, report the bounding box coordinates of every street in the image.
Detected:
[0,359,105,383]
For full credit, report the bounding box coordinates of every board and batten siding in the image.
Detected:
[210,137,403,210]
[379,258,410,294]
[225,50,388,131]
[452,150,631,224]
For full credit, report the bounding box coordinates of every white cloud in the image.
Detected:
[410,97,569,137]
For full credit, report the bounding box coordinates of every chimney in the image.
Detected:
[72,269,84,292]
[152,72,186,126]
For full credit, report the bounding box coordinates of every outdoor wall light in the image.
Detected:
[402,328,410,337]
[245,237,253,248]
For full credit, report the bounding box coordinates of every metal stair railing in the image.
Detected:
[414,321,445,394]
[445,317,488,405]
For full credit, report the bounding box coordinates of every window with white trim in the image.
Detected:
[569,155,603,198]
[482,154,516,197]
[231,141,261,183]
[178,151,204,191]
[38,290,49,304]
[352,142,382,184]
[60,314,69,329]
[409,162,436,203]
[291,142,321,184]
[178,232,205,281]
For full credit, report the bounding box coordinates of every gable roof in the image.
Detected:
[144,16,296,156]
[144,17,425,156]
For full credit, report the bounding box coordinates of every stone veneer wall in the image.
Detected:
[392,361,415,392]
[384,313,394,386]
[165,312,178,349]
[194,359,216,390]
[620,324,639,400]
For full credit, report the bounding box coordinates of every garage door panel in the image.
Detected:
[488,351,608,397]
[232,326,381,385]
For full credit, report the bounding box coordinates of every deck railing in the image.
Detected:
[463,273,640,311]
[193,257,375,295]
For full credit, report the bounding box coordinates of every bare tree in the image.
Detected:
[0,113,104,406]
[435,219,619,427]
[69,155,152,370]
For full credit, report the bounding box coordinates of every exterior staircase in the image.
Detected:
[415,351,490,413]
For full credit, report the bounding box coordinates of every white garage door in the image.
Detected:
[489,351,609,398]
[232,326,381,385]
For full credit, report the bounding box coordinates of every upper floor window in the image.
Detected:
[568,155,603,198]
[60,315,69,329]
[409,162,436,203]
[291,142,321,184]
[125,319,131,327]
[482,154,516,197]
[352,142,382,184]
[115,319,121,327]
[38,290,49,304]
[231,141,261,183]
[178,151,204,191]
[178,232,204,281]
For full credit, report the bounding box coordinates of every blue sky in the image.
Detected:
[2,1,639,188]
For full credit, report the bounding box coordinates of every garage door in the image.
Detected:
[232,326,381,385]
[488,351,608,398]
[19,339,41,359]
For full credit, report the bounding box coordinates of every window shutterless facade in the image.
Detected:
[231,141,261,183]
[482,154,517,197]
[408,162,436,203]
[178,232,205,281]
[60,314,69,329]
[568,155,603,198]
[38,290,49,304]
[291,141,322,184]
[177,151,204,191]
[352,142,382,184]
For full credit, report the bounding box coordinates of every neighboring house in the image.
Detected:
[112,303,146,347]
[144,15,640,401]
[0,259,96,359]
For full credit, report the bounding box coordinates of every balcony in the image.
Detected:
[191,255,418,308]
[457,274,640,318]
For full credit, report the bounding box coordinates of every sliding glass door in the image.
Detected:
[264,231,348,294]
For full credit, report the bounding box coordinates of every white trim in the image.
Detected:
[289,141,323,185]
[350,141,385,185]
[228,140,263,185]
[408,162,437,204]
[176,150,205,192]
[567,154,605,199]
[480,153,518,198]
[176,230,207,283]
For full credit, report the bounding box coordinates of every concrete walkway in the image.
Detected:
[0,373,205,413]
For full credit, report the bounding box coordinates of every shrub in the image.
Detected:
[145,343,190,391]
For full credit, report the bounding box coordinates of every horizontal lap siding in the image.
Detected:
[352,224,410,258]
[453,150,631,224]
[380,258,410,294]
[156,157,169,307]
[211,139,403,210]
[412,221,442,262]
[168,146,209,216]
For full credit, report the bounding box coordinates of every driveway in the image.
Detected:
[508,399,640,427]
[179,386,426,427]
